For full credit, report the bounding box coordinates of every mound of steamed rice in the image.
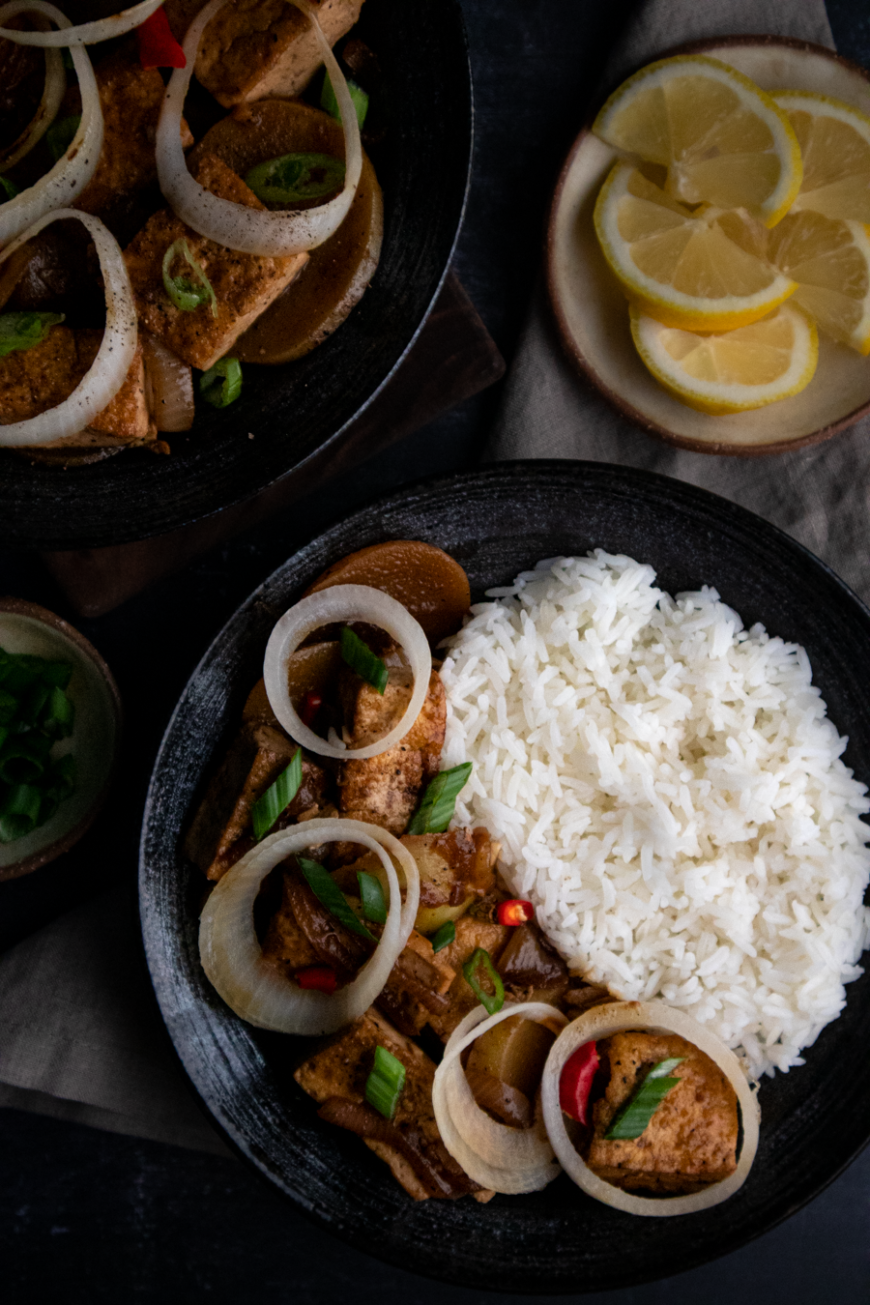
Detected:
[440,552,870,1079]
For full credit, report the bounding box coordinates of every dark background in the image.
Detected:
[3,1,870,1301]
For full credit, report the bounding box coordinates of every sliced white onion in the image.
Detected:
[0,0,163,44]
[432,1003,567,1195]
[264,585,432,761]
[0,209,136,446]
[142,332,194,431]
[0,9,65,171]
[540,1001,761,1217]
[199,818,420,1036]
[155,0,362,255]
[0,2,103,247]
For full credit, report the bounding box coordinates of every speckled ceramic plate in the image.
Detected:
[0,0,472,549]
[139,462,870,1293]
[547,37,870,456]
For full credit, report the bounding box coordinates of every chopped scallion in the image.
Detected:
[0,782,43,842]
[244,152,345,205]
[1,176,19,201]
[364,1044,405,1120]
[0,311,65,358]
[406,762,472,835]
[161,238,218,317]
[45,114,81,163]
[603,1057,686,1140]
[462,947,505,1015]
[199,357,242,409]
[430,920,456,954]
[41,686,75,739]
[339,627,388,695]
[298,856,376,943]
[321,71,369,128]
[357,869,386,924]
[251,749,302,841]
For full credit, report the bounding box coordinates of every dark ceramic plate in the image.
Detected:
[139,462,870,1294]
[0,0,471,551]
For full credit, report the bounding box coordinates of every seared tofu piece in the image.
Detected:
[0,325,154,447]
[124,152,308,370]
[183,723,329,880]
[428,907,511,1042]
[337,669,446,836]
[164,0,364,107]
[585,1031,739,1194]
[68,46,194,221]
[295,1007,492,1202]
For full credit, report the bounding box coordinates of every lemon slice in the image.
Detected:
[767,208,870,353]
[594,162,797,330]
[773,91,870,223]
[593,54,802,227]
[630,302,818,413]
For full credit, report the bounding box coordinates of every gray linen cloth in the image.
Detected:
[1,0,863,1154]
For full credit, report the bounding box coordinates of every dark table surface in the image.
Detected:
[3,2,870,1302]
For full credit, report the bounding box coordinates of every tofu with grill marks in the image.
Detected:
[124,152,308,370]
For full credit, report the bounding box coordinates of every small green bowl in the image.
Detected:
[0,598,122,881]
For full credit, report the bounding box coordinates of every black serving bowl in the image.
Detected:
[139,462,870,1294]
[0,0,472,550]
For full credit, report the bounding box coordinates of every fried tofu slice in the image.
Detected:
[428,907,511,1042]
[67,46,194,222]
[585,1031,739,1194]
[295,1006,493,1201]
[0,325,155,447]
[337,669,446,836]
[164,0,364,107]
[124,152,308,370]
[183,724,329,880]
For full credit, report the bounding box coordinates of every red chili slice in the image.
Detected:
[559,1040,599,1125]
[137,8,186,69]
[296,964,337,995]
[300,690,323,728]
[497,898,534,927]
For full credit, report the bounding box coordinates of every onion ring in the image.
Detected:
[432,1003,567,1194]
[0,5,65,172]
[0,0,163,45]
[155,0,362,255]
[264,585,432,761]
[540,1001,760,1216]
[199,818,420,1036]
[0,2,103,247]
[0,209,137,446]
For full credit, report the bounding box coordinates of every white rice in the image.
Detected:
[440,552,870,1080]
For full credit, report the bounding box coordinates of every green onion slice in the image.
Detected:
[1,176,19,201]
[462,947,505,1016]
[365,1045,405,1120]
[339,626,388,695]
[321,72,369,128]
[357,869,387,924]
[161,238,218,317]
[45,114,80,163]
[244,152,346,205]
[0,783,43,842]
[298,856,376,943]
[406,762,472,835]
[0,735,51,785]
[199,357,242,409]
[430,920,456,954]
[0,689,17,725]
[0,311,66,358]
[251,749,302,842]
[603,1057,686,1141]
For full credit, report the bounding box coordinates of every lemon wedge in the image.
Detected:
[593,54,802,227]
[630,302,818,413]
[773,91,870,223]
[594,162,797,330]
[767,209,870,353]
